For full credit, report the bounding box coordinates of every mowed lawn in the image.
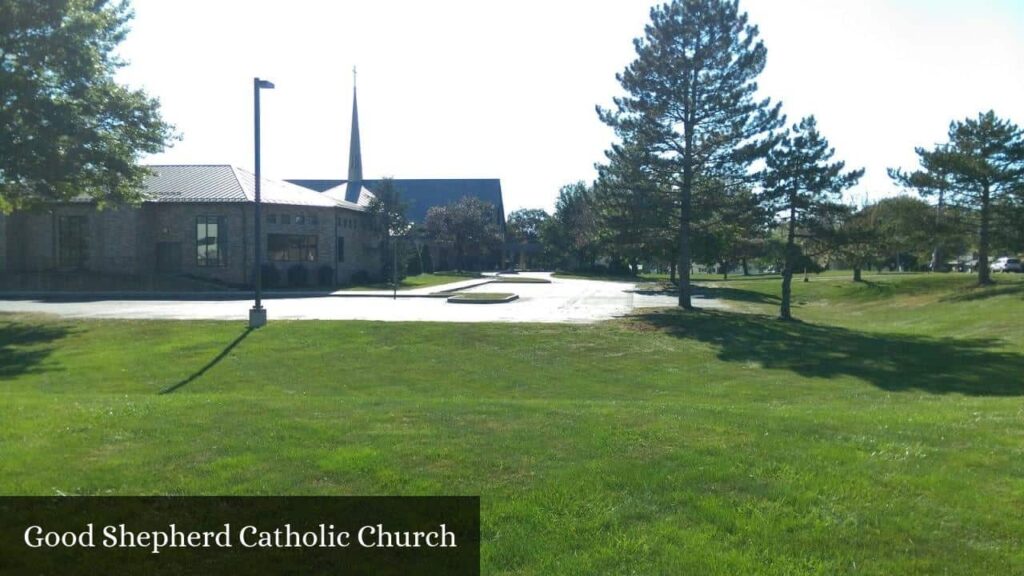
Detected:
[1,273,1023,575]
[341,272,482,291]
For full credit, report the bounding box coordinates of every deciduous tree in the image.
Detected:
[543,182,598,271]
[424,196,501,272]
[507,208,550,270]
[0,0,175,212]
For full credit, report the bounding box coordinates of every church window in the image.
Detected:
[268,234,318,262]
[196,216,228,267]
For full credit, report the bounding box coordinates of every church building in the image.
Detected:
[0,82,506,288]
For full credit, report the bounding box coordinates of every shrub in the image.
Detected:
[350,269,370,285]
[260,263,281,288]
[406,249,423,276]
[317,265,335,287]
[287,264,308,287]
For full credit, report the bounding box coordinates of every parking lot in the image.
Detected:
[0,274,723,324]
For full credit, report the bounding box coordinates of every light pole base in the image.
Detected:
[248,307,267,328]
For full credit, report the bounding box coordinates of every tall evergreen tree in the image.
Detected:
[762,116,863,320]
[594,139,675,275]
[692,178,767,278]
[0,0,175,211]
[890,111,1024,285]
[598,0,782,309]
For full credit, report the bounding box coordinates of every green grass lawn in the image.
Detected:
[552,270,669,282]
[1,273,1022,574]
[339,272,481,291]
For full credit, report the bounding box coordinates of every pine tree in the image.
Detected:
[762,116,863,320]
[890,111,1024,285]
[594,139,676,275]
[598,0,782,309]
[692,178,768,279]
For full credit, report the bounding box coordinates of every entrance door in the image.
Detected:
[155,242,182,273]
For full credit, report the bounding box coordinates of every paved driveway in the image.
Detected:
[0,274,722,323]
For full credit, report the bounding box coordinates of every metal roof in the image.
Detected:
[321,184,374,209]
[142,165,364,211]
[143,165,246,202]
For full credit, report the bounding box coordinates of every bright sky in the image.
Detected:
[117,0,1024,214]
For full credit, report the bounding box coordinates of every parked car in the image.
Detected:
[951,260,978,273]
[990,257,1023,273]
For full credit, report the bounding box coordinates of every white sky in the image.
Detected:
[117,0,1024,214]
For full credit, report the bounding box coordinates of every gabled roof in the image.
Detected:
[143,165,246,202]
[322,183,376,208]
[283,179,342,193]
[143,165,364,210]
[286,178,504,224]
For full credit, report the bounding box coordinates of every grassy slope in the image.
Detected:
[1,273,1022,575]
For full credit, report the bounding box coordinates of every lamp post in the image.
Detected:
[249,77,275,328]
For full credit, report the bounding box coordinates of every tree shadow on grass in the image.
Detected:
[633,309,1024,396]
[159,328,254,394]
[697,285,781,305]
[633,284,781,305]
[940,282,1024,303]
[0,320,73,379]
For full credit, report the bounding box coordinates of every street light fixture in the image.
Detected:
[249,77,275,329]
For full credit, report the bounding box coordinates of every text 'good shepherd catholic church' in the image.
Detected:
[0,81,505,287]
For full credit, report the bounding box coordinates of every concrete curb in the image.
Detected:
[446,293,520,304]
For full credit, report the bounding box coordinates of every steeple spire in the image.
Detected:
[346,67,363,200]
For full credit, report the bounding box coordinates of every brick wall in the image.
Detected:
[2,201,385,288]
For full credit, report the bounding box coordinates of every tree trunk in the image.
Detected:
[669,262,677,285]
[678,187,693,308]
[780,262,794,320]
[978,185,993,285]
[929,246,943,272]
[853,266,862,282]
[721,263,728,280]
[780,203,797,321]
[677,115,695,310]
[930,191,945,273]
[741,258,749,276]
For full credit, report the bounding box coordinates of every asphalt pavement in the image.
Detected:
[0,273,723,324]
